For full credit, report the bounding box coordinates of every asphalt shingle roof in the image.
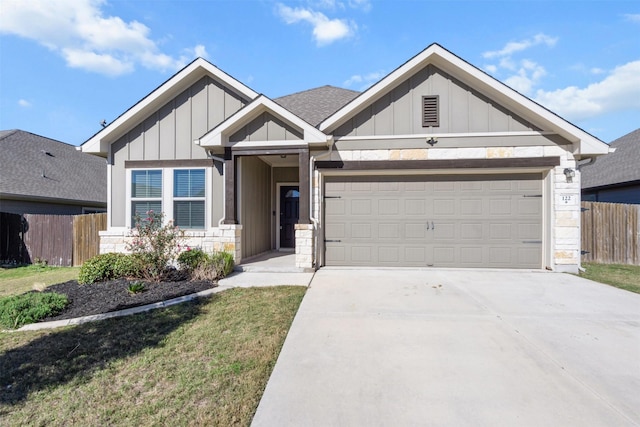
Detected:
[581,128,640,189]
[0,130,107,204]
[275,85,360,127]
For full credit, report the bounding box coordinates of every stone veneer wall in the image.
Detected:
[98,224,243,264]
[325,145,580,273]
[294,224,314,270]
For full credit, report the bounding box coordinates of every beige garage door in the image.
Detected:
[324,174,543,268]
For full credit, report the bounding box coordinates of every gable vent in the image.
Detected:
[422,95,439,127]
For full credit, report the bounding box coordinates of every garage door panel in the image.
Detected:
[405,199,425,215]
[434,199,455,215]
[433,247,455,264]
[351,199,372,215]
[324,175,542,268]
[460,246,483,264]
[460,223,483,240]
[405,223,426,239]
[379,199,399,215]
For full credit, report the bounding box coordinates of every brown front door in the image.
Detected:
[280,186,299,248]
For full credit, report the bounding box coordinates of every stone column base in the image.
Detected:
[295,223,315,270]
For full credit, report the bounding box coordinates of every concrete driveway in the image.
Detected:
[252,269,640,426]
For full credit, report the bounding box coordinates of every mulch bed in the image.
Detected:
[41,278,217,322]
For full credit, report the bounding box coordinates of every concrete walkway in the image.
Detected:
[252,269,640,426]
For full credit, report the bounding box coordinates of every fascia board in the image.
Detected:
[81,58,258,154]
[197,95,327,147]
[320,43,609,156]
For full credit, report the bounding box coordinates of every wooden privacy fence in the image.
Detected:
[73,213,107,266]
[581,202,640,265]
[0,213,106,267]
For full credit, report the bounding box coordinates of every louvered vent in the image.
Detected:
[422,95,439,127]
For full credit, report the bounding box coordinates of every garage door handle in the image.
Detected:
[324,239,342,243]
[432,221,435,230]
[426,222,430,230]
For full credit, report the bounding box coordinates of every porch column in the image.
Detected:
[298,147,310,224]
[223,147,236,224]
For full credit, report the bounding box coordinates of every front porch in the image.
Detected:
[222,148,316,271]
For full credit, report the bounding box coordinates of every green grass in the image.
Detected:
[580,263,640,294]
[0,266,80,297]
[0,286,306,426]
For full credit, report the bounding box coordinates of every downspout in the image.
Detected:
[309,136,334,268]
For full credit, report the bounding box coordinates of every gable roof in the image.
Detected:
[0,130,106,205]
[81,57,258,156]
[275,85,360,127]
[319,43,611,158]
[581,128,640,189]
[196,94,328,149]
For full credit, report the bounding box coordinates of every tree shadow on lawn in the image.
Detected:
[0,298,207,407]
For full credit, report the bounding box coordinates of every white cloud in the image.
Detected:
[482,33,558,59]
[624,13,640,23]
[343,70,385,90]
[482,34,556,96]
[0,0,204,76]
[277,3,355,46]
[534,60,640,121]
[18,99,32,107]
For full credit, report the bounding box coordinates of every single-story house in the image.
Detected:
[82,43,612,274]
[581,128,640,204]
[0,129,107,215]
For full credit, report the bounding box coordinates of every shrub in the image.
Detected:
[127,211,185,282]
[186,250,234,281]
[177,248,208,271]
[114,254,145,279]
[0,292,68,329]
[78,253,128,284]
[211,251,234,278]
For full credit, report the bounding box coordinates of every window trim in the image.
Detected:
[126,167,209,230]
[173,168,206,230]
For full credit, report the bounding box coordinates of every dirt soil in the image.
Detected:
[41,278,217,322]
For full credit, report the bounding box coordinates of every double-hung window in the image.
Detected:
[173,169,205,229]
[131,170,162,225]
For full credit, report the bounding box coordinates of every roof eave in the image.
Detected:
[319,43,610,157]
[81,58,258,155]
[196,95,328,149]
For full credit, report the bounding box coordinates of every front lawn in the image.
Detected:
[0,286,306,425]
[580,262,640,294]
[0,265,80,297]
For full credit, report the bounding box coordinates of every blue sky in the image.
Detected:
[1,0,638,146]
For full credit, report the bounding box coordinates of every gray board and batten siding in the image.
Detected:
[324,174,543,268]
[239,156,272,259]
[230,112,304,143]
[332,64,541,137]
[110,76,251,227]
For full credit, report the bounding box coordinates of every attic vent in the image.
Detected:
[422,95,439,127]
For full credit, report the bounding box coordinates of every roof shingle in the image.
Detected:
[0,130,107,205]
[581,128,640,189]
[275,85,360,127]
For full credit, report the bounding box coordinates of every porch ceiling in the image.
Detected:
[259,154,299,167]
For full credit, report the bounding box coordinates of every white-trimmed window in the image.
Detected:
[173,169,205,229]
[131,169,162,225]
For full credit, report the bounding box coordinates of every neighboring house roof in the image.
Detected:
[0,130,106,205]
[275,85,360,127]
[581,128,640,189]
[82,57,259,156]
[320,43,611,158]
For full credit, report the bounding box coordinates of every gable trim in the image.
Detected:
[82,58,258,156]
[319,43,609,157]
[196,94,328,148]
